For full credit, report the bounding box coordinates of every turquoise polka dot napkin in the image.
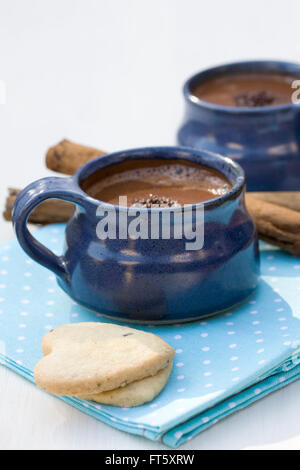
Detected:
[0,224,300,447]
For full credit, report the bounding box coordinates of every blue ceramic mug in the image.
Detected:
[178,60,300,191]
[13,147,259,324]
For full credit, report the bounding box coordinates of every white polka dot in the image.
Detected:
[250,310,258,315]
[110,417,117,422]
[232,377,240,382]
[228,402,236,409]
[230,356,238,361]
[24,272,32,277]
[254,330,262,335]
[276,308,284,312]
[45,325,53,330]
[226,321,234,326]
[254,388,262,395]
[279,377,286,383]
[231,367,239,372]
[174,335,182,340]
[274,298,282,303]
[229,344,237,349]
[177,388,185,393]
[205,383,213,388]
[46,301,55,306]
[0,298,4,302]
[17,336,25,341]
[284,341,292,346]
[252,321,260,325]
[48,275,55,281]
[25,259,33,264]
[176,349,183,354]
[200,321,207,325]
[16,360,23,365]
[202,347,210,352]
[280,326,288,331]
[51,238,58,243]
[16,349,23,353]
[267,255,274,260]
[203,360,211,365]
[71,313,79,318]
[258,359,266,365]
[150,404,157,408]
[21,299,29,304]
[0,284,6,289]
[227,331,235,335]
[177,407,186,413]
[176,362,184,367]
[19,324,26,328]
[278,317,286,322]
[256,338,264,343]
[175,431,183,439]
[269,266,276,271]
[249,300,256,304]
[201,333,208,338]
[257,348,264,354]
[47,288,55,293]
[204,371,212,377]
[0,270,7,275]
[177,375,184,380]
[23,286,31,291]
[45,313,54,317]
[20,311,28,316]
[202,417,210,423]
[1,256,8,262]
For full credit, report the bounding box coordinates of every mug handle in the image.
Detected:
[12,176,89,280]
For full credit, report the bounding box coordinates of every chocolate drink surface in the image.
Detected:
[81,159,231,207]
[192,72,296,107]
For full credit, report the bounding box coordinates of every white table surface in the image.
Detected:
[1,0,300,450]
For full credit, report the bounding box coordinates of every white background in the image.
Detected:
[1,0,300,450]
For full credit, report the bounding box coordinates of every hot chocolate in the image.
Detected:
[192,72,295,107]
[81,158,231,207]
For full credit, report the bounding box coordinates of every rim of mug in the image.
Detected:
[183,59,300,114]
[74,146,245,212]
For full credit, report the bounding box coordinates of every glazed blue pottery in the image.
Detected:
[13,147,259,323]
[178,60,300,191]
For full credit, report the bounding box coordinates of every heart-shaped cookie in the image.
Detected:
[77,361,173,407]
[34,322,174,396]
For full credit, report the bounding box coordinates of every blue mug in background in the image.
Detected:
[12,147,259,324]
[177,60,300,191]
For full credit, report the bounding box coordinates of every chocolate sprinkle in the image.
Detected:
[234,90,277,107]
[131,194,180,208]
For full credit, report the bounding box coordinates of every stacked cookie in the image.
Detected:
[34,322,174,407]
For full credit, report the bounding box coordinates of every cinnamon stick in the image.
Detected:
[3,188,74,225]
[245,194,300,255]
[251,192,300,213]
[46,139,106,175]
